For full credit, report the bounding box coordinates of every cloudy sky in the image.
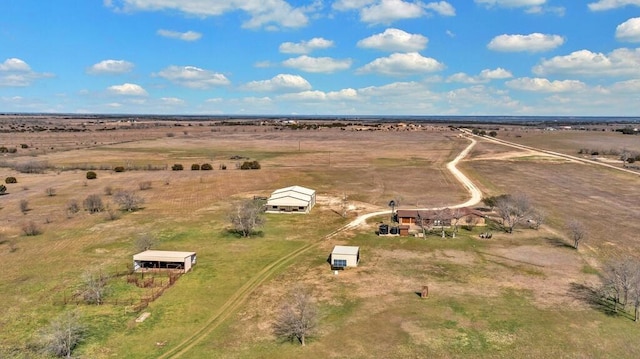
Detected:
[1,0,640,116]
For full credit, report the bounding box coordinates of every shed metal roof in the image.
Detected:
[271,185,315,196]
[133,250,196,262]
[332,245,360,256]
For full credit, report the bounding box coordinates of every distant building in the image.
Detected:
[265,185,316,213]
[331,245,360,269]
[133,250,196,273]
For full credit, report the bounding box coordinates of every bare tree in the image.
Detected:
[528,209,546,230]
[79,271,108,305]
[273,287,318,346]
[38,310,85,358]
[601,258,640,314]
[495,194,533,233]
[138,181,152,190]
[66,200,80,217]
[45,187,56,197]
[135,233,157,252]
[567,219,587,250]
[83,194,104,214]
[450,208,463,238]
[229,199,265,238]
[113,190,144,212]
[19,199,29,214]
[433,208,449,238]
[22,221,42,236]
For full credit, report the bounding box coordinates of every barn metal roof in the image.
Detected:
[133,250,196,262]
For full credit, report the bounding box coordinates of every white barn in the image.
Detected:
[133,250,197,273]
[331,245,360,269]
[266,185,316,213]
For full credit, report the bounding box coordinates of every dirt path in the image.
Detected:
[468,129,640,176]
[161,134,482,358]
[346,135,482,228]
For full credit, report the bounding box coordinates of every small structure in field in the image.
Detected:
[331,245,360,269]
[265,185,316,213]
[133,250,197,273]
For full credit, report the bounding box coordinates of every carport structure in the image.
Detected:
[133,250,197,273]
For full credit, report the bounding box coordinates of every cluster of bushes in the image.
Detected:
[0,146,17,153]
[240,160,261,170]
[86,171,97,180]
[171,164,184,171]
[615,127,639,135]
[190,163,213,170]
[471,129,498,137]
[13,160,49,174]
[6,176,17,184]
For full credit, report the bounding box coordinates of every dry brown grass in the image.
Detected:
[1,118,639,357]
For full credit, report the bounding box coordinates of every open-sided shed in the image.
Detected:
[133,250,197,272]
[331,245,360,269]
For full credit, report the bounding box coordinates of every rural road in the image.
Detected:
[344,135,482,229]
[466,129,640,176]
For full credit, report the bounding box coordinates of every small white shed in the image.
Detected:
[331,245,360,268]
[133,250,197,273]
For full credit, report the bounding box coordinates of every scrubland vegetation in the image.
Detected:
[0,116,639,358]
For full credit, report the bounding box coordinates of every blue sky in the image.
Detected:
[1,0,640,116]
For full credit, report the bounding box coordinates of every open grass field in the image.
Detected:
[1,118,639,358]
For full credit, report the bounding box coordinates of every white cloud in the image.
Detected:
[475,0,546,8]
[588,0,640,11]
[0,58,53,87]
[533,48,640,77]
[616,18,640,42]
[279,38,334,54]
[160,97,186,105]
[356,52,445,76]
[157,29,202,41]
[154,65,230,89]
[425,1,456,16]
[525,5,565,15]
[610,78,640,92]
[488,33,564,52]
[506,77,587,92]
[106,0,309,29]
[282,56,352,73]
[360,0,426,24]
[357,28,428,52]
[279,88,359,102]
[107,83,148,96]
[332,0,376,11]
[243,74,312,92]
[87,59,134,74]
[448,67,513,83]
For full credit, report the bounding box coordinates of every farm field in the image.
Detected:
[0,117,639,358]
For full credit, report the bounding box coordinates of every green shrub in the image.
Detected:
[171,164,184,171]
[201,163,213,170]
[114,166,125,172]
[191,164,200,170]
[5,177,17,184]
[0,184,6,194]
[86,171,97,180]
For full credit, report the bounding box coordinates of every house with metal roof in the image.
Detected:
[265,185,316,213]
